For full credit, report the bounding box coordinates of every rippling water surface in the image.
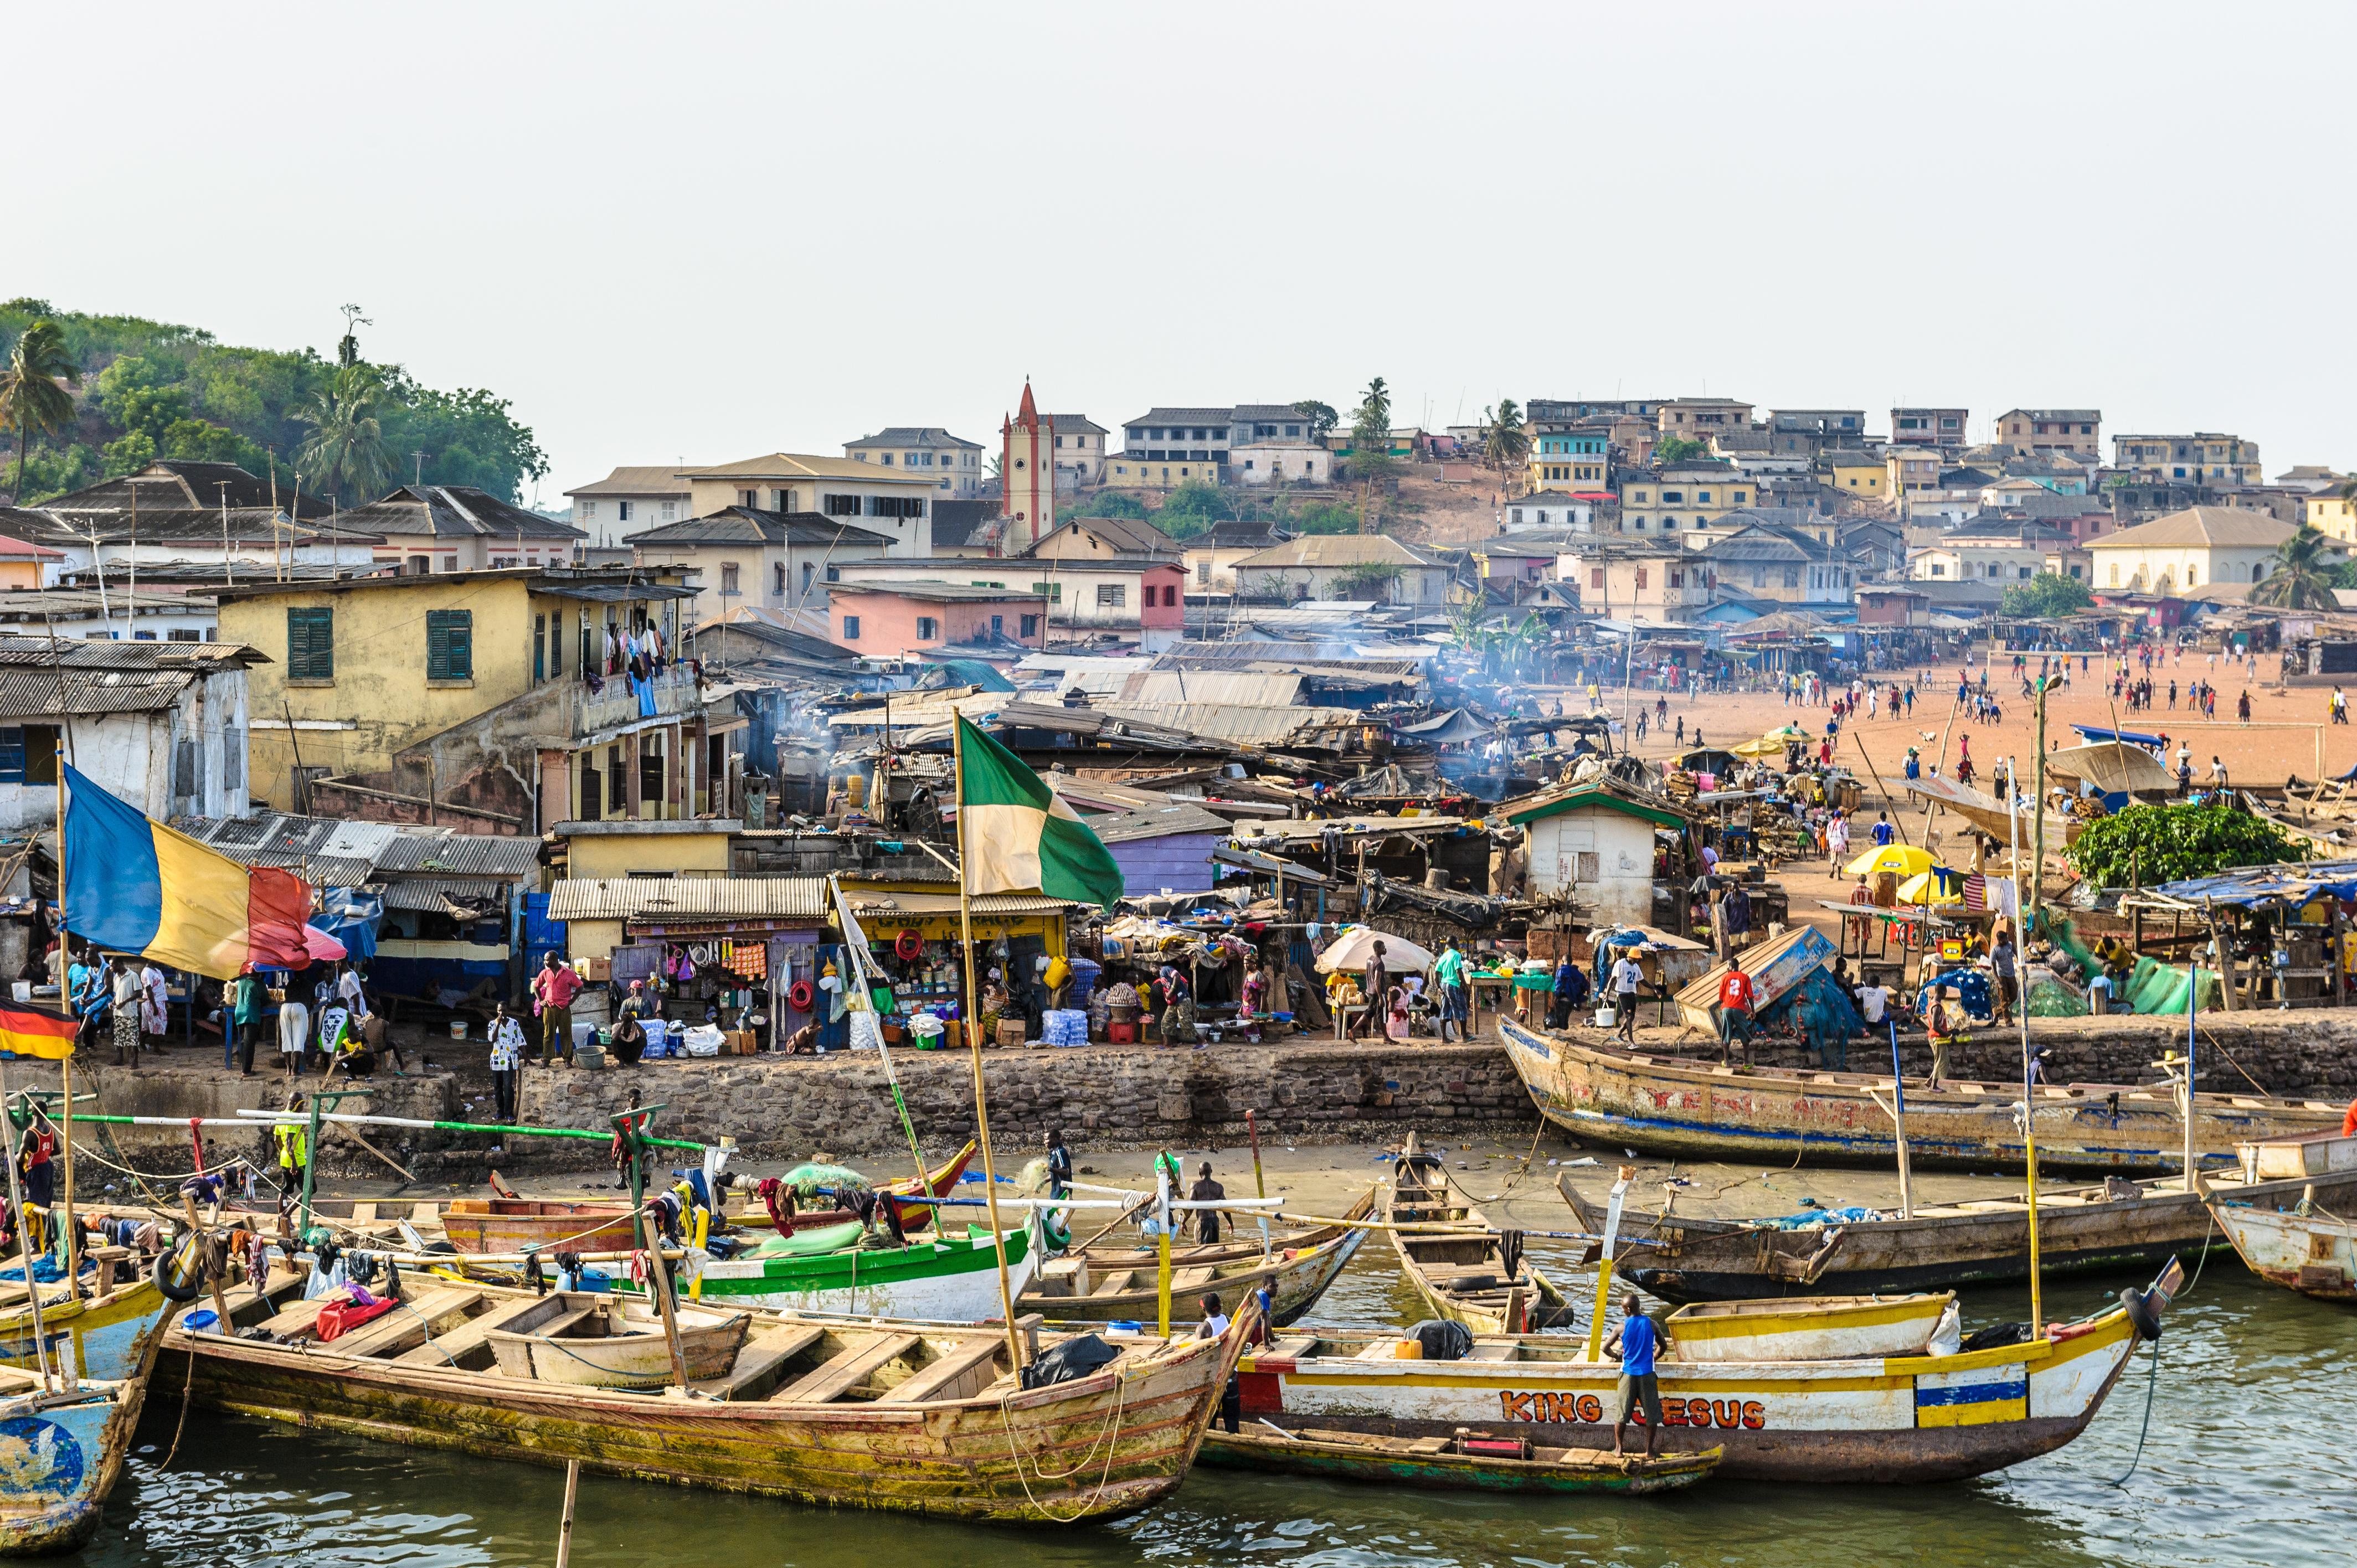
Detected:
[73,1235,2353,1568]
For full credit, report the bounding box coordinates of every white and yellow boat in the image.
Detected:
[1664,1293,1955,1363]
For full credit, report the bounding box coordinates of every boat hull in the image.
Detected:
[1025,1225,1370,1328]
[2207,1204,2357,1302]
[1198,1426,1720,1494]
[158,1319,1243,1523]
[1504,1018,2340,1175]
[0,1284,171,1557]
[1666,1295,1950,1362]
[1236,1312,2142,1484]
[675,1227,1038,1322]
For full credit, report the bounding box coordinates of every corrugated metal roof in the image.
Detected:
[1086,803,1233,844]
[547,876,828,922]
[374,835,544,877]
[1116,670,1304,707]
[840,890,1081,916]
[1095,702,1363,744]
[378,878,511,912]
[182,813,537,884]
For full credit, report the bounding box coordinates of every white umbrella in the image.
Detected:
[1314,926,1439,974]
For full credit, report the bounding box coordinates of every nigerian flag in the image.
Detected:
[956,714,1125,908]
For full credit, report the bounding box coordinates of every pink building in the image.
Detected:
[827,581,1045,658]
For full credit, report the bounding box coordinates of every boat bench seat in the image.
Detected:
[256,1297,332,1340]
[695,1324,827,1400]
[396,1292,580,1368]
[1264,1335,1320,1361]
[1464,1343,1521,1361]
[881,1338,1005,1404]
[332,1287,482,1360]
[1092,1272,1140,1296]
[774,1332,925,1404]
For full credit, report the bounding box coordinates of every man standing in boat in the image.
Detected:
[1607,1292,1665,1458]
[1715,964,1756,1065]
[1608,948,1644,1041]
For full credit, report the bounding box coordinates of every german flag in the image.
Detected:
[0,1001,78,1061]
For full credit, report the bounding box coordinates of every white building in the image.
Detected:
[676,456,936,557]
[1501,786,1684,927]
[564,466,694,539]
[1224,534,1457,607]
[2086,506,2310,595]
[0,637,259,829]
[843,427,986,499]
[624,507,898,628]
[1501,496,1594,533]
[1048,414,1109,484]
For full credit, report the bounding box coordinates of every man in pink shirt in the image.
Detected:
[531,953,585,1066]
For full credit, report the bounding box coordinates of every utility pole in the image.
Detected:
[413,450,427,488]
[218,480,235,589]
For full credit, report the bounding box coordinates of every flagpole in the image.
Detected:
[954,716,1027,1372]
[54,740,77,1294]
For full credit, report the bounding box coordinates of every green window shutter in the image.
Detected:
[426,610,473,680]
[287,607,333,680]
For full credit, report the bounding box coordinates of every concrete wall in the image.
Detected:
[564,830,734,879]
[0,667,249,828]
[1524,808,1656,926]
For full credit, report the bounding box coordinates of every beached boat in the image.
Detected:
[1198,1421,1721,1494]
[2205,1199,2357,1302]
[159,1271,1250,1523]
[1022,1189,1376,1326]
[663,1221,1039,1321]
[0,1281,171,1555]
[1560,1159,2357,1303]
[1502,1017,2341,1174]
[1664,1293,1953,1362]
[487,1301,752,1389]
[1228,1261,2182,1484]
[1387,1134,1573,1333]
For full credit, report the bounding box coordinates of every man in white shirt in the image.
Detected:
[1610,953,1644,1041]
[337,964,369,1019]
[1859,984,1890,1026]
[2210,756,2228,785]
[277,992,311,1078]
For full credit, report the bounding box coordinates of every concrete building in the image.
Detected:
[1502,785,1687,926]
[1554,541,1715,622]
[1704,523,1854,606]
[826,581,1046,659]
[1231,404,1333,487]
[1617,463,1754,535]
[1994,408,2101,457]
[1887,447,1945,499]
[1224,534,1456,606]
[624,508,897,626]
[564,466,693,539]
[675,456,935,556]
[1182,519,1290,593]
[2085,506,2305,595]
[1908,517,2071,584]
[999,383,1057,553]
[2305,487,2357,544]
[1767,409,1868,456]
[1049,414,1109,484]
[1501,495,1596,533]
[1821,450,1888,502]
[1529,426,1609,492]
[0,637,259,828]
[1890,408,1968,448]
[843,427,985,498]
[326,485,586,575]
[1656,398,1754,438]
[2111,434,2263,488]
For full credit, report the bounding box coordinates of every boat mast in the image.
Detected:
[1582,1165,1632,1363]
[2010,747,2042,1333]
[54,737,78,1294]
[0,1064,58,1392]
[953,718,1026,1371]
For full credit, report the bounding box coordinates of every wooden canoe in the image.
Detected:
[0,1281,172,1555]
[2205,1200,2357,1302]
[1387,1133,1573,1334]
[1503,1017,2343,1174]
[1664,1294,1952,1362]
[158,1269,1254,1523]
[1230,1265,2176,1487]
[487,1302,752,1389]
[1563,1160,2357,1303]
[1199,1421,1721,1494]
[1021,1189,1376,1326]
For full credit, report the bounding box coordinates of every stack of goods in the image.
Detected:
[1663,770,1701,803]
[1042,1009,1089,1047]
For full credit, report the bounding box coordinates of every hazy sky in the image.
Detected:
[16,3,2356,501]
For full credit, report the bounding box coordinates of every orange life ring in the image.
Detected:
[894,929,925,962]
[788,979,816,1012]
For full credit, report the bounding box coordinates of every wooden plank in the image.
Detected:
[1264,1335,1320,1360]
[256,1297,332,1340]
[880,1338,1003,1404]
[1465,1343,1520,1361]
[329,1287,483,1360]
[395,1292,579,1368]
[773,1332,924,1404]
[694,1325,828,1401]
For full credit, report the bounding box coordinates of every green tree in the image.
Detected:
[1355,376,1391,442]
[1999,572,2093,618]
[1156,478,1233,535]
[295,364,394,507]
[1291,399,1339,440]
[1483,399,1530,484]
[1333,560,1404,601]
[1068,489,1149,522]
[0,319,81,498]
[1653,435,1706,464]
[1349,376,1398,532]
[2066,801,2299,889]
[2251,525,2343,611]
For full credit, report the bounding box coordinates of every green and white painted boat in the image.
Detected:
[659,1221,1040,1322]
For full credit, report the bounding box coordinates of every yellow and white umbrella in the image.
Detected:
[1845,843,1937,879]
[1896,868,1967,906]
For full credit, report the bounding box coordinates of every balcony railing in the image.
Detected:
[576,665,702,736]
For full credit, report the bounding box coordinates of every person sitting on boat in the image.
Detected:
[1606,1293,1666,1459]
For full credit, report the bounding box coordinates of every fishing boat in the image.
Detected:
[1663,1294,1954,1362]
[1560,1158,2357,1303]
[0,1281,172,1555]
[1387,1134,1573,1333]
[1227,1261,2183,1484]
[1198,1421,1721,1494]
[2204,1203,2356,1302]
[487,1300,753,1389]
[1502,1017,2342,1174]
[1022,1189,1376,1326]
[653,1220,1039,1322]
[158,1271,1250,1523]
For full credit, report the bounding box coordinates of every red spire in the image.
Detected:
[1017,377,1039,426]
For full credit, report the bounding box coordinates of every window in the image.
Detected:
[580,502,598,519]
[661,502,677,521]
[1162,584,1178,606]
[721,562,740,595]
[2020,566,2035,579]
[168,628,200,642]
[842,615,861,641]
[991,615,1003,637]
[287,607,333,680]
[822,493,862,517]
[1032,581,1063,600]
[617,501,634,523]
[1931,563,1947,577]
[1590,568,1604,589]
[802,561,815,594]
[868,496,927,518]
[915,617,940,639]
[1634,568,1648,590]
[1783,566,1800,589]
[426,609,473,680]
[1021,614,1040,637]
[880,453,894,465]
[2108,562,2120,586]
[1196,561,1211,584]
[1097,583,1126,608]
[534,613,546,681]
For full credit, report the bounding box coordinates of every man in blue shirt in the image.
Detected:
[1606,1292,1666,1457]
[1872,812,1896,847]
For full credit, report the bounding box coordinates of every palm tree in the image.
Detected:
[0,319,81,499]
[294,364,394,507]
[1483,399,1530,488]
[1359,375,1391,436]
[2250,525,2341,611]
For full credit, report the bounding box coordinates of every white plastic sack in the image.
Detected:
[681,1024,725,1058]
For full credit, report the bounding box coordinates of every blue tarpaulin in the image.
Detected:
[311,888,383,961]
[2146,859,2357,910]
[2072,724,2168,747]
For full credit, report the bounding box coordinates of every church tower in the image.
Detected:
[999,379,1055,553]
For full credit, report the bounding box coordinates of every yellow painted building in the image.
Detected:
[1824,452,1886,498]
[1616,465,1752,535]
[2305,491,2357,544]
[558,821,736,880]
